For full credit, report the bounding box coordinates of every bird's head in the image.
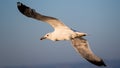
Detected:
[40,33,52,40]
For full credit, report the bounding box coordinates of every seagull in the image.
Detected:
[17,2,106,66]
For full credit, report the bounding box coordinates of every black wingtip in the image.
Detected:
[17,2,36,18]
[87,59,107,67]
[17,2,22,6]
[17,2,26,14]
[97,60,107,67]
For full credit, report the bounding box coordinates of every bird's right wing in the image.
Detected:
[17,2,68,29]
[71,37,106,66]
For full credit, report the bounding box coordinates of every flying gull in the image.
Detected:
[17,2,106,66]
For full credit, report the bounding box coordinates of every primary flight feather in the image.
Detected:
[17,2,106,66]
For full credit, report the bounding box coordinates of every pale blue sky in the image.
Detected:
[0,0,120,67]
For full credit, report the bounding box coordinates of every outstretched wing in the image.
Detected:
[71,37,106,66]
[17,2,68,29]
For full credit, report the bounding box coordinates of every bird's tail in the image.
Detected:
[75,32,87,37]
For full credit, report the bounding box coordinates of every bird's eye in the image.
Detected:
[47,35,49,36]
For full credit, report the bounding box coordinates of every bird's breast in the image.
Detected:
[52,29,74,41]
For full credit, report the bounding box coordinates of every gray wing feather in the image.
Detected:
[71,37,106,66]
[17,2,67,29]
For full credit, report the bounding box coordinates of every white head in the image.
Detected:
[40,33,52,40]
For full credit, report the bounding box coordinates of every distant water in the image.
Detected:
[2,60,120,68]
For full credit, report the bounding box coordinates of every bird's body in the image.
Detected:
[17,2,106,67]
[50,28,74,41]
[42,27,86,41]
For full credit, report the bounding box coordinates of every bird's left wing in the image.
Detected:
[17,2,68,29]
[71,37,106,66]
